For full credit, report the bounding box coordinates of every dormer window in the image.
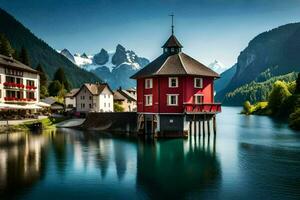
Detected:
[145,78,153,89]
[168,77,178,88]
[171,48,175,53]
[194,78,203,88]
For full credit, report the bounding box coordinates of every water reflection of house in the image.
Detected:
[136,138,221,199]
[113,87,137,112]
[0,133,47,198]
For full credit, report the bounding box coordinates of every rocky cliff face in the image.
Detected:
[94,49,109,65]
[216,22,300,103]
[60,49,75,63]
[59,44,150,89]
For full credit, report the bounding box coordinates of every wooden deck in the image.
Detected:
[184,103,221,114]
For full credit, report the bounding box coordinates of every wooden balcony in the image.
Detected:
[184,103,221,114]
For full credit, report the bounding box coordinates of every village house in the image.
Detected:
[113,87,137,112]
[74,83,114,113]
[0,54,40,111]
[131,25,221,137]
[126,87,137,97]
[65,88,79,111]
[41,97,64,113]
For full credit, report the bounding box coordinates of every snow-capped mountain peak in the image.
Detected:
[208,60,228,74]
[58,45,150,89]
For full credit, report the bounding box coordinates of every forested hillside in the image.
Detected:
[0,8,101,88]
[216,23,300,105]
[223,72,298,105]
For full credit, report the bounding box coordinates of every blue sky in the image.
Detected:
[1,0,300,67]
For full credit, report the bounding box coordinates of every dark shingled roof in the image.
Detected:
[131,52,220,79]
[162,35,183,48]
[0,54,38,73]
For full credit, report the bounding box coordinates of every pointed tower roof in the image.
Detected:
[162,35,183,48]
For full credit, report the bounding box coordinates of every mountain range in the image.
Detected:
[208,60,227,74]
[0,8,101,88]
[215,22,300,105]
[59,45,150,89]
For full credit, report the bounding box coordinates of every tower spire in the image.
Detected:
[169,13,174,35]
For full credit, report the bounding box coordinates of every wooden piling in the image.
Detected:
[213,115,217,136]
[207,116,211,138]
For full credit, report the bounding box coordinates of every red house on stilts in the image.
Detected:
[131,18,221,138]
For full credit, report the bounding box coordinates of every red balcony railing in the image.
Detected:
[26,85,37,90]
[3,82,25,89]
[4,97,36,102]
[184,103,222,113]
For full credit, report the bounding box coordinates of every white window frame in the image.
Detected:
[194,94,204,104]
[194,77,203,88]
[145,78,153,89]
[145,95,152,106]
[167,94,179,106]
[168,77,178,88]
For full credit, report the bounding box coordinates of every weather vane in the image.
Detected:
[169,13,174,35]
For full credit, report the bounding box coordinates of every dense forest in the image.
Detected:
[223,72,298,105]
[0,8,101,88]
[242,73,300,130]
[216,22,300,105]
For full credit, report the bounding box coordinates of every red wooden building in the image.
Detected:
[131,27,221,137]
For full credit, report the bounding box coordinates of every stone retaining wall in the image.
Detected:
[81,112,137,133]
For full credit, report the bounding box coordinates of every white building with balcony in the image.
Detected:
[0,54,40,109]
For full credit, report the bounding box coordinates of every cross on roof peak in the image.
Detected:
[169,13,174,35]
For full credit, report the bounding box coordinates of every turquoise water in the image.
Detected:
[0,107,299,199]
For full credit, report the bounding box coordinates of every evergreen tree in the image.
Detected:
[0,34,14,57]
[36,64,48,99]
[296,73,300,94]
[18,46,30,66]
[36,63,47,86]
[48,80,62,97]
[40,85,49,99]
[53,67,70,91]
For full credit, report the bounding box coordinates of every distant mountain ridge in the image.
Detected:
[59,44,150,89]
[216,22,300,105]
[0,8,101,88]
[208,60,227,74]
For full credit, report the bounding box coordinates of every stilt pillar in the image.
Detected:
[207,115,211,138]
[213,115,217,136]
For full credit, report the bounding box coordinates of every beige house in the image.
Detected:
[114,88,137,112]
[65,88,79,110]
[74,83,114,113]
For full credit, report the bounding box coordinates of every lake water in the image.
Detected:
[0,107,299,200]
